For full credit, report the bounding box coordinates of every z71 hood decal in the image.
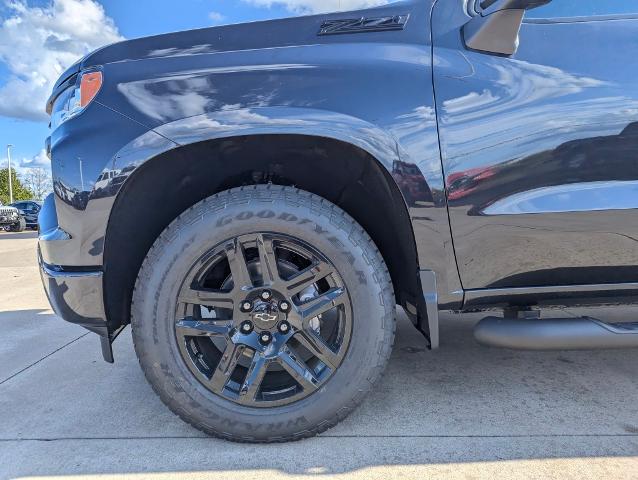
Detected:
[318,15,410,36]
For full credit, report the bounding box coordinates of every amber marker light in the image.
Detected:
[80,71,103,107]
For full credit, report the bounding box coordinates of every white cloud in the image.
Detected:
[19,148,50,169]
[1,148,50,177]
[242,0,388,14]
[0,0,123,122]
[208,11,226,23]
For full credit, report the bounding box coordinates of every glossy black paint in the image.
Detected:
[39,0,638,351]
[433,1,638,291]
[38,259,107,336]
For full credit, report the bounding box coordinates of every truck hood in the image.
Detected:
[52,13,329,91]
[51,2,412,95]
[82,13,334,68]
[77,2,411,67]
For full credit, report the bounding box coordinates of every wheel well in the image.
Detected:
[103,134,420,330]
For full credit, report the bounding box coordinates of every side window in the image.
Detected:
[526,0,638,18]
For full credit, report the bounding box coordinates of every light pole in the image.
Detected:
[6,144,13,204]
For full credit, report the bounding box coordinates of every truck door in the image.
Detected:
[432,0,638,291]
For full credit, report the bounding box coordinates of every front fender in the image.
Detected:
[151,106,402,176]
[90,107,408,267]
[107,104,462,308]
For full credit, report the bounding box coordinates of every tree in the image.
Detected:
[0,167,33,204]
[21,167,52,201]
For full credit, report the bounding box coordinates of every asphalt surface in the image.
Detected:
[1,230,637,479]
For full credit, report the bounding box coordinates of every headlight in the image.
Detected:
[50,70,102,130]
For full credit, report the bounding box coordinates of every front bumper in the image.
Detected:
[0,214,20,225]
[38,255,119,362]
[38,256,107,335]
[38,194,119,362]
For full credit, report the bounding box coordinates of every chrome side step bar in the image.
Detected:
[474,316,638,350]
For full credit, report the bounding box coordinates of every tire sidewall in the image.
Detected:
[132,188,393,440]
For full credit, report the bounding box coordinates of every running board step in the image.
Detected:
[474,316,638,350]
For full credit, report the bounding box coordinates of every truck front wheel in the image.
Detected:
[131,185,396,442]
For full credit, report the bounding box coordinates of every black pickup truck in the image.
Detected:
[39,0,638,442]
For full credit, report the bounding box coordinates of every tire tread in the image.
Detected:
[131,185,396,443]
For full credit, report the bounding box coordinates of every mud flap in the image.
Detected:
[100,325,127,363]
[418,270,440,349]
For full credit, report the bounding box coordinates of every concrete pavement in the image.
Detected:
[1,231,637,479]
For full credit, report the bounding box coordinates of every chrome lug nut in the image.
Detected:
[260,290,272,301]
[240,321,254,334]
[278,321,290,334]
[240,301,253,312]
[259,332,272,345]
[279,301,291,312]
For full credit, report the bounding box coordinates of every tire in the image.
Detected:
[9,218,26,232]
[131,185,396,442]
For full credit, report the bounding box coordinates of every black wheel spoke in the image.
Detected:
[225,239,252,290]
[176,318,232,337]
[178,288,234,309]
[278,346,320,391]
[297,287,345,321]
[295,330,340,371]
[175,231,352,408]
[238,352,269,404]
[208,342,245,393]
[256,234,281,285]
[284,261,335,298]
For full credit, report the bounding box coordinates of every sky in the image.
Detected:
[0,0,387,175]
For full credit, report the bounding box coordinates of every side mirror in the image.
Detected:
[463,0,552,56]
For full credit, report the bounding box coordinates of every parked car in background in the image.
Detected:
[39,0,638,443]
[0,201,25,232]
[10,201,41,230]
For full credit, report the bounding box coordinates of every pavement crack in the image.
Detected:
[0,333,90,385]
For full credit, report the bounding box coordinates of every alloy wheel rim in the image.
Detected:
[174,232,352,408]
